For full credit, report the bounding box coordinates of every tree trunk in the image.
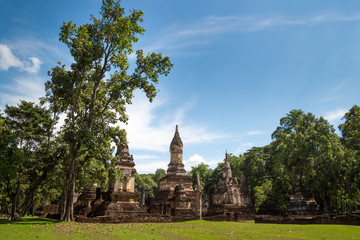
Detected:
[323,191,331,214]
[61,151,76,221]
[19,163,55,216]
[31,198,36,217]
[9,181,21,221]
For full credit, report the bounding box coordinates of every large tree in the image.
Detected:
[0,101,59,220]
[270,109,349,213]
[45,0,173,221]
[242,146,270,210]
[339,105,360,153]
[339,105,360,210]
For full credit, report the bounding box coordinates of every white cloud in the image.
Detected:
[184,153,223,171]
[0,44,41,74]
[184,154,205,167]
[133,154,158,160]
[23,57,42,74]
[246,130,265,136]
[0,76,45,107]
[0,44,23,70]
[140,12,360,55]
[136,160,168,174]
[233,142,254,155]
[123,91,226,152]
[323,108,347,122]
[175,13,360,37]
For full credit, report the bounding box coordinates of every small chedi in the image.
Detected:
[150,125,196,219]
[287,179,318,215]
[75,142,147,222]
[206,153,252,221]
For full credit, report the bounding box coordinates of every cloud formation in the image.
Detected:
[246,130,266,136]
[142,12,360,55]
[233,142,254,155]
[0,44,41,74]
[184,154,205,167]
[0,76,45,107]
[324,108,347,122]
[123,91,226,153]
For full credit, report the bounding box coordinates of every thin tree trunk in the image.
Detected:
[31,198,36,217]
[19,162,56,216]
[62,151,76,221]
[323,191,331,214]
[9,181,21,221]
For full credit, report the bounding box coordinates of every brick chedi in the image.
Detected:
[287,179,318,215]
[207,153,252,221]
[113,143,136,194]
[150,125,196,219]
[75,142,147,222]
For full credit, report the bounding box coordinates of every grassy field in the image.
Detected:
[1,217,360,240]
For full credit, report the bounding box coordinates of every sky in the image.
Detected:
[1,0,360,173]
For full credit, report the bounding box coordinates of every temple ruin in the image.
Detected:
[75,143,149,222]
[287,179,318,215]
[150,125,196,219]
[206,153,252,221]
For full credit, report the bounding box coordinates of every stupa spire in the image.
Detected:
[223,151,232,178]
[167,125,186,175]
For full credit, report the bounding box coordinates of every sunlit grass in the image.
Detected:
[1,217,360,239]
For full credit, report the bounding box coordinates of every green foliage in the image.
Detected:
[269,109,350,212]
[0,101,60,220]
[135,168,166,204]
[189,163,213,195]
[242,146,270,209]
[339,105,360,152]
[45,0,173,221]
[135,173,157,203]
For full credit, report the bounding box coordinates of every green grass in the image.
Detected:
[1,217,360,239]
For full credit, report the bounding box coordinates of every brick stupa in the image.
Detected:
[75,143,148,222]
[207,153,252,221]
[150,125,196,219]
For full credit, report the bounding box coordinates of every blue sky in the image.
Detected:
[1,0,360,173]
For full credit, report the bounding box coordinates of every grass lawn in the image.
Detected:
[1,217,360,240]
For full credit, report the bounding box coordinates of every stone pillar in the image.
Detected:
[141,191,146,206]
[195,172,202,220]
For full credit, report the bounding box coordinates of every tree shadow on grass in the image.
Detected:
[0,217,60,225]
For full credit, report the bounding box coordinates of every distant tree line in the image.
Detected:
[188,106,360,214]
[1,101,360,220]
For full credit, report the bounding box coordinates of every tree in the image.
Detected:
[270,109,349,213]
[135,173,158,204]
[189,163,213,196]
[153,168,166,183]
[242,146,270,210]
[0,101,59,220]
[339,105,360,211]
[339,105,360,152]
[45,0,173,221]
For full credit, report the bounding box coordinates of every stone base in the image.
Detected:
[257,200,283,215]
[255,214,360,226]
[76,213,195,223]
[88,191,146,217]
[150,174,196,217]
[206,204,253,221]
[287,192,318,215]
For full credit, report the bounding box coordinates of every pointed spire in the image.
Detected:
[115,142,135,167]
[170,125,183,152]
[223,150,232,178]
[168,125,186,175]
